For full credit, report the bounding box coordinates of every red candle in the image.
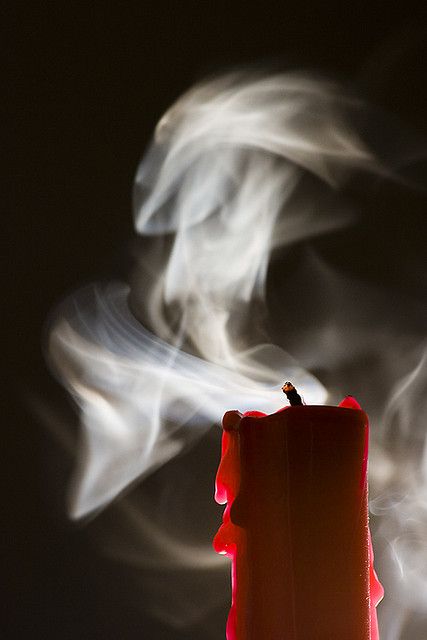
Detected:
[214,396,383,639]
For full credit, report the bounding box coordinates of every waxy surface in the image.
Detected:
[214,404,383,640]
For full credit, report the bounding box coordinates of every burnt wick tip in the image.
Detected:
[282,381,303,406]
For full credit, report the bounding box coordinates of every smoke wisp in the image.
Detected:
[45,68,427,639]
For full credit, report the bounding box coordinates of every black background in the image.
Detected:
[6,3,427,639]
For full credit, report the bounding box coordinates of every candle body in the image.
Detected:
[214,404,383,640]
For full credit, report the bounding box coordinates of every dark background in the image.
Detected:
[6,3,427,639]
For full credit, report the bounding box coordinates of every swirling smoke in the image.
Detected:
[45,69,427,639]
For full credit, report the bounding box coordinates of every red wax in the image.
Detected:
[214,401,383,640]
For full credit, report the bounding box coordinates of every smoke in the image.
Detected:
[45,69,427,638]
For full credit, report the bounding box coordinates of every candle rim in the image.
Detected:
[222,405,368,432]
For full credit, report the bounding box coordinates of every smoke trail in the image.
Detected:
[45,69,427,638]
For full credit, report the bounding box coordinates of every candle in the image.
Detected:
[214,393,383,639]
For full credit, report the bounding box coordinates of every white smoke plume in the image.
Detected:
[45,69,427,639]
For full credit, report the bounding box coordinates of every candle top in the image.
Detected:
[222,393,364,431]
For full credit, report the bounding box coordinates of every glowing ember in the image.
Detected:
[214,398,383,639]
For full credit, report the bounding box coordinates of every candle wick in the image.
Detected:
[282,381,303,406]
